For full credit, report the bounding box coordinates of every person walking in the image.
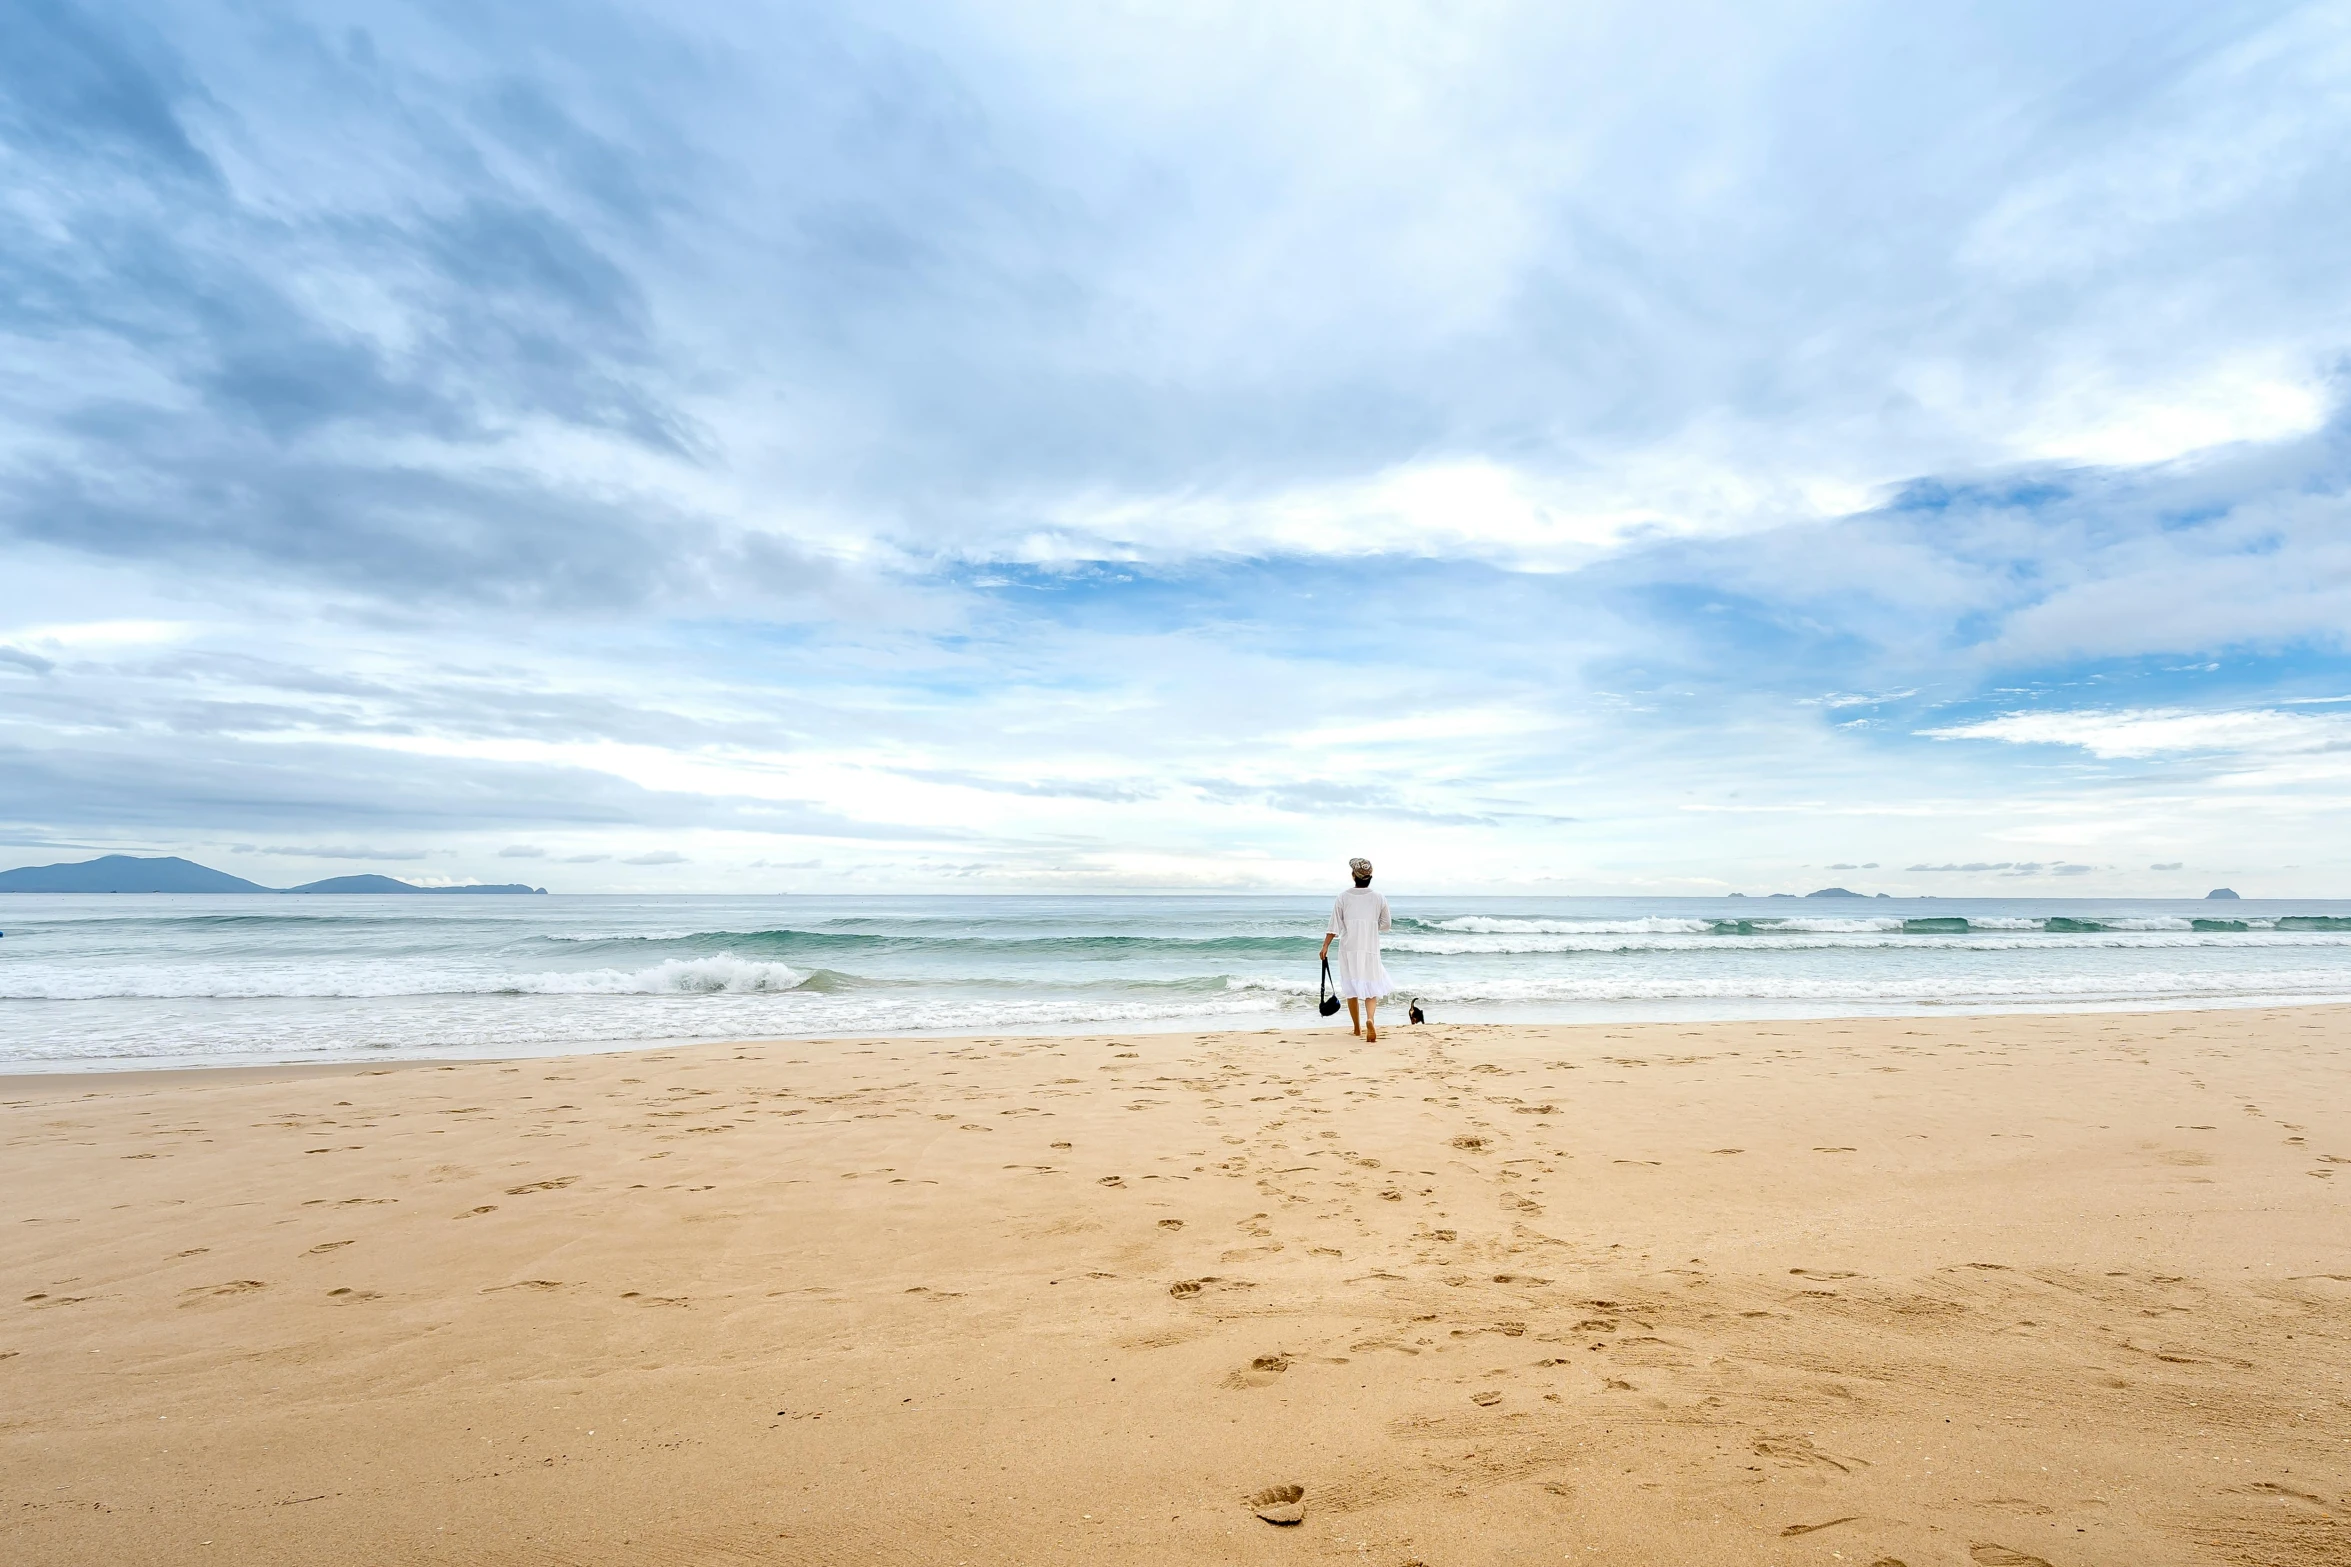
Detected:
[1319,856,1393,1040]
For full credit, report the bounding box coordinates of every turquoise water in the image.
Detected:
[3,892,2349,1069]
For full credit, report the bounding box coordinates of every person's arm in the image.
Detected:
[1377,893,1392,933]
[1320,898,1343,959]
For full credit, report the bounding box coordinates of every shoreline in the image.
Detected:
[6,1005,2346,1563]
[10,989,2351,1083]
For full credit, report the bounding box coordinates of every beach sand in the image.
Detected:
[4,1008,2347,1565]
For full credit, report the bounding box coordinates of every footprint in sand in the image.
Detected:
[1780,1517,1858,1537]
[504,1177,576,1195]
[305,1240,354,1255]
[1224,1354,1290,1389]
[1248,1484,1305,1525]
[1158,1218,1184,1230]
[1812,1146,1856,1153]
[1754,1435,1862,1473]
[180,1280,267,1303]
[1451,1136,1489,1151]
[1471,1389,1502,1406]
[1098,1176,1126,1188]
[1170,1279,1205,1298]
[457,1206,497,1218]
[1970,1549,2052,1567]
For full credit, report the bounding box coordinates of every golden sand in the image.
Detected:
[4,1008,2348,1564]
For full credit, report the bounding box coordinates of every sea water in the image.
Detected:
[2,893,2348,1071]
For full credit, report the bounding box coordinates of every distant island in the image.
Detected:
[0,855,547,894]
[2205,887,2240,900]
[284,873,547,895]
[1736,888,1892,899]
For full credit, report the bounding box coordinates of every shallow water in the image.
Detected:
[2,892,2346,1070]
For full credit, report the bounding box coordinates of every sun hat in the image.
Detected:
[1348,857,1372,876]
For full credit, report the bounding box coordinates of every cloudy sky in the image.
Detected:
[5,0,2351,895]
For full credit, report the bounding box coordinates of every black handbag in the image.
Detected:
[1318,956,1342,1016]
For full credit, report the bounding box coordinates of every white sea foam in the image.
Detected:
[1426,916,1716,935]
[1234,966,2351,1004]
[512,956,812,994]
[1385,930,2351,957]
[0,987,1288,1069]
[0,954,816,1000]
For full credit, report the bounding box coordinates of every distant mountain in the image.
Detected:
[0,855,548,894]
[1805,886,1859,897]
[285,874,546,894]
[2205,887,2240,899]
[0,855,270,893]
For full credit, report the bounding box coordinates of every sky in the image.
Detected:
[5,0,2351,896]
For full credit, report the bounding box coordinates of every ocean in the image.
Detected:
[2,892,2348,1071]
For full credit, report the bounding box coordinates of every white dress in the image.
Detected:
[1326,887,1393,999]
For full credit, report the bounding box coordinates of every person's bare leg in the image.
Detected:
[1363,997,1379,1043]
[1345,997,1362,1037]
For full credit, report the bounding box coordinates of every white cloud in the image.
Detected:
[258,844,430,861]
[2011,360,2330,468]
[3,620,196,651]
[1922,706,2351,760]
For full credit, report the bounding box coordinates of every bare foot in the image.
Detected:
[1365,1023,1378,1042]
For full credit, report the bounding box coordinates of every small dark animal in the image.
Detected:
[1408,998,1426,1025]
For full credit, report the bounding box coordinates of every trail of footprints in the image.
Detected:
[1082,1023,2351,1560]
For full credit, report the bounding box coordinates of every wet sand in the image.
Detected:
[4,1007,2347,1565]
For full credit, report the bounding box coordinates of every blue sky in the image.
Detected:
[5,0,2351,894]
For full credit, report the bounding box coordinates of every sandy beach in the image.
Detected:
[4,1007,2346,1565]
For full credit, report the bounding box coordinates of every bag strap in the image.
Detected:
[1319,954,1332,1003]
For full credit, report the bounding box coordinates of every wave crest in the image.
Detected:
[510,956,816,995]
